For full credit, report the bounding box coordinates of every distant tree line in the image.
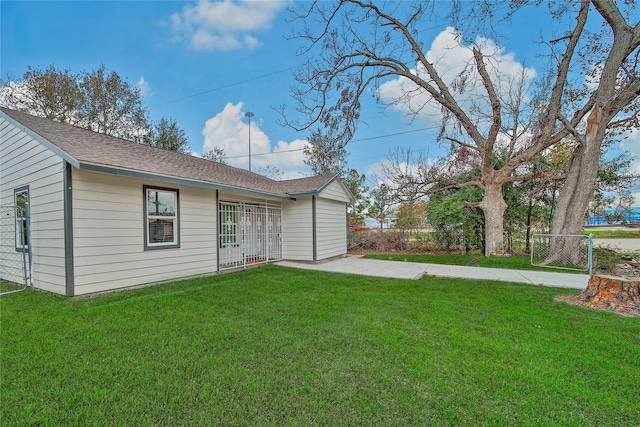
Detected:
[0,64,190,153]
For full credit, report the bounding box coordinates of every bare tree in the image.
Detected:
[544,0,640,262]
[255,165,284,180]
[280,0,639,257]
[303,127,348,176]
[280,1,572,255]
[202,147,228,164]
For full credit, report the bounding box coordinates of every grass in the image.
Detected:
[363,252,585,273]
[2,266,639,425]
[582,229,640,238]
[0,280,26,293]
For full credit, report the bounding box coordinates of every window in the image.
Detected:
[15,187,29,252]
[144,186,179,249]
[220,202,238,246]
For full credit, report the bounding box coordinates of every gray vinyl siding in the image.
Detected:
[315,197,347,259]
[281,198,313,261]
[0,117,66,293]
[71,169,218,295]
[318,180,352,203]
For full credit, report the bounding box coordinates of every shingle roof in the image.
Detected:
[1,107,338,199]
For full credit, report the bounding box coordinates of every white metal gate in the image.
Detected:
[1,204,32,292]
[530,233,593,274]
[219,201,282,270]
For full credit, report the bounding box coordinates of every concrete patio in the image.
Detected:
[276,257,590,289]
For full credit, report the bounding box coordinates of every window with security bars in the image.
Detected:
[220,202,238,246]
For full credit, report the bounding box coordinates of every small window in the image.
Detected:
[15,187,29,252]
[220,202,238,246]
[144,186,179,249]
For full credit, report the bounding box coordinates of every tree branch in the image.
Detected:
[473,47,501,175]
[443,137,480,152]
[503,173,566,184]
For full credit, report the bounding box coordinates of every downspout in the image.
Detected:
[312,195,317,262]
[64,161,75,297]
[265,199,270,264]
[216,190,220,273]
[345,204,348,252]
[25,202,33,288]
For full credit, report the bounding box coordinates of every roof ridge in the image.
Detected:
[0,107,277,181]
[1,107,339,199]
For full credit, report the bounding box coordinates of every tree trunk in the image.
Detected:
[547,0,640,263]
[525,199,533,252]
[478,184,507,256]
[555,275,640,317]
[547,107,602,265]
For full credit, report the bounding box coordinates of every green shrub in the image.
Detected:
[593,246,621,272]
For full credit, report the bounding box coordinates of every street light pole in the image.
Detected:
[245,112,254,172]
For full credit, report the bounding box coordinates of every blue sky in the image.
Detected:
[1,0,638,201]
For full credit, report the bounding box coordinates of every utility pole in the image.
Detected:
[245,111,254,172]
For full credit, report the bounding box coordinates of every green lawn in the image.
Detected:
[582,229,640,238]
[2,266,638,425]
[363,252,585,272]
[0,280,26,293]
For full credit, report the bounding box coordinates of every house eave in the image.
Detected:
[77,162,293,201]
[288,174,356,203]
[0,110,81,169]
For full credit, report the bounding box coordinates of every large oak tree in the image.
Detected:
[280,0,639,257]
[543,0,639,262]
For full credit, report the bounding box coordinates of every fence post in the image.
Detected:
[530,234,534,266]
[587,233,593,275]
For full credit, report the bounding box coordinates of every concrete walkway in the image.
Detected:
[275,257,589,289]
[593,238,639,252]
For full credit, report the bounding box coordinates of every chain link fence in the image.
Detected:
[530,234,593,274]
[1,205,32,293]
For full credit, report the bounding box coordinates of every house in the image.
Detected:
[0,108,355,296]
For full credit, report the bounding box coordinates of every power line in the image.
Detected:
[151,5,456,108]
[225,125,439,159]
[151,66,297,107]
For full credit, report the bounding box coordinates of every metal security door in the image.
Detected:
[265,207,282,261]
[219,201,282,270]
[241,206,262,262]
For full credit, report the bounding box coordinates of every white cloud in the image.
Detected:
[619,130,640,207]
[202,102,309,178]
[364,157,436,191]
[619,130,640,175]
[171,0,284,51]
[378,27,536,127]
[136,76,151,97]
[364,159,398,185]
